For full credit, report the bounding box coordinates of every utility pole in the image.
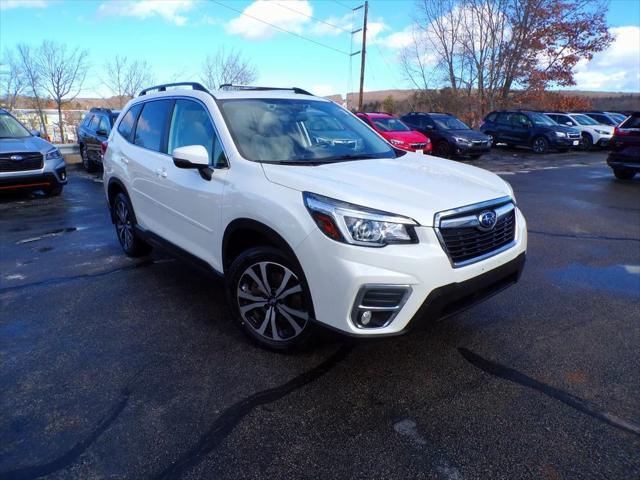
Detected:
[357,1,368,112]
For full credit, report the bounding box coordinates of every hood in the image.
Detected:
[0,136,54,154]
[445,129,490,141]
[585,124,614,134]
[379,130,429,144]
[262,154,511,226]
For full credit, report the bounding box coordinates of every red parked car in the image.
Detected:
[357,112,432,153]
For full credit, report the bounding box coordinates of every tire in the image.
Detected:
[46,185,63,196]
[112,192,151,257]
[532,136,549,154]
[434,141,452,158]
[486,133,497,147]
[81,144,97,173]
[613,168,636,180]
[581,133,593,151]
[226,246,315,351]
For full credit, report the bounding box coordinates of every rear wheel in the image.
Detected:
[532,136,549,154]
[581,133,593,151]
[81,144,97,173]
[434,141,452,158]
[112,192,151,257]
[227,246,315,351]
[613,168,636,180]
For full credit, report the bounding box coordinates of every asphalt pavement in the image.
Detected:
[1,150,639,480]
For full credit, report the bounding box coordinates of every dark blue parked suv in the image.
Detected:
[480,110,581,154]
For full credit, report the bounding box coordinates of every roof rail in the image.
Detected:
[218,84,314,96]
[90,107,117,114]
[139,82,208,96]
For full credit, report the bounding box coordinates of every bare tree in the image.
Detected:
[103,56,154,107]
[200,48,257,90]
[37,41,89,142]
[0,49,27,111]
[16,44,48,136]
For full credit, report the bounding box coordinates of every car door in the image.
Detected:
[495,113,514,142]
[509,113,531,144]
[86,115,101,162]
[126,99,175,238]
[96,115,111,164]
[78,114,92,147]
[158,98,228,266]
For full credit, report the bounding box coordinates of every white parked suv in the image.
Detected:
[103,82,527,350]
[545,112,614,150]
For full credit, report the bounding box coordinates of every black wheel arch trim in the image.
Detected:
[107,177,129,223]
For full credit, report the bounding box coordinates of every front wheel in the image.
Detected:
[532,136,549,154]
[613,168,636,180]
[226,247,315,351]
[45,185,63,197]
[581,133,593,151]
[112,192,151,257]
[434,141,452,158]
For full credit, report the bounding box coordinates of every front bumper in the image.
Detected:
[453,142,491,156]
[550,137,581,149]
[295,207,527,336]
[0,159,67,191]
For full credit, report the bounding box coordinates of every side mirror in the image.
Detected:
[31,130,41,137]
[426,124,434,130]
[172,145,213,180]
[565,122,573,126]
[96,129,108,136]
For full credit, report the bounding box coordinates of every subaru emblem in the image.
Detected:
[10,155,24,161]
[477,210,497,231]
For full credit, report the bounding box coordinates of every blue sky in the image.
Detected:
[1,0,639,98]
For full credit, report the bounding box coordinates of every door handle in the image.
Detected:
[155,168,167,178]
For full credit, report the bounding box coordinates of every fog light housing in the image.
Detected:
[56,167,67,181]
[351,285,411,328]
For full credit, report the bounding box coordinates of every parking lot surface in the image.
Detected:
[1,150,639,479]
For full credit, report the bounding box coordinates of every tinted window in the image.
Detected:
[82,114,93,127]
[510,114,530,127]
[0,112,31,138]
[117,104,143,142]
[89,116,100,130]
[134,100,173,152]
[371,117,410,132]
[98,116,110,133]
[496,113,510,125]
[486,113,498,122]
[622,115,640,128]
[168,99,223,165]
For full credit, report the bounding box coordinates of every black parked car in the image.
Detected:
[480,110,581,154]
[76,108,119,172]
[400,112,491,159]
[607,112,640,180]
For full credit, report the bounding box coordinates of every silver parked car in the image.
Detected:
[0,108,67,196]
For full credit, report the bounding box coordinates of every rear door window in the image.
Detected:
[117,104,143,142]
[89,116,100,131]
[98,116,110,134]
[497,113,510,125]
[133,100,173,152]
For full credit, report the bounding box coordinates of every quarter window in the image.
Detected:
[98,116,110,134]
[117,104,142,142]
[89,115,100,130]
[133,100,173,152]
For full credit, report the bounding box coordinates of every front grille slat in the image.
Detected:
[438,204,516,265]
[0,152,44,172]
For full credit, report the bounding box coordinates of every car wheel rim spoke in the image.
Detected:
[237,261,308,342]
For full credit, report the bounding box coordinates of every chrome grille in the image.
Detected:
[568,133,581,140]
[0,152,43,172]
[435,198,516,267]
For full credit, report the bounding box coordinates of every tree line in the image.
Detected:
[1,42,257,142]
[400,0,613,122]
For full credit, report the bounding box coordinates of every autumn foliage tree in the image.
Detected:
[402,0,612,116]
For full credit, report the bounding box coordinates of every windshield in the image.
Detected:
[432,116,470,130]
[220,99,397,163]
[529,112,556,126]
[608,113,626,123]
[0,112,31,139]
[370,117,411,132]
[573,114,598,126]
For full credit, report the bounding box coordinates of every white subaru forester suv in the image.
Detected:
[103,82,527,351]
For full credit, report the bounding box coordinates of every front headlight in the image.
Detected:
[303,192,418,247]
[555,131,567,138]
[503,180,517,204]
[453,136,471,144]
[595,129,609,135]
[389,139,405,146]
[45,147,62,161]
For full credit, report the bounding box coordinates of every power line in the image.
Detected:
[274,2,352,34]
[332,0,355,11]
[209,0,351,56]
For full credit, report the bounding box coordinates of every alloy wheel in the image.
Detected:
[236,261,309,342]
[533,137,547,154]
[115,199,134,251]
